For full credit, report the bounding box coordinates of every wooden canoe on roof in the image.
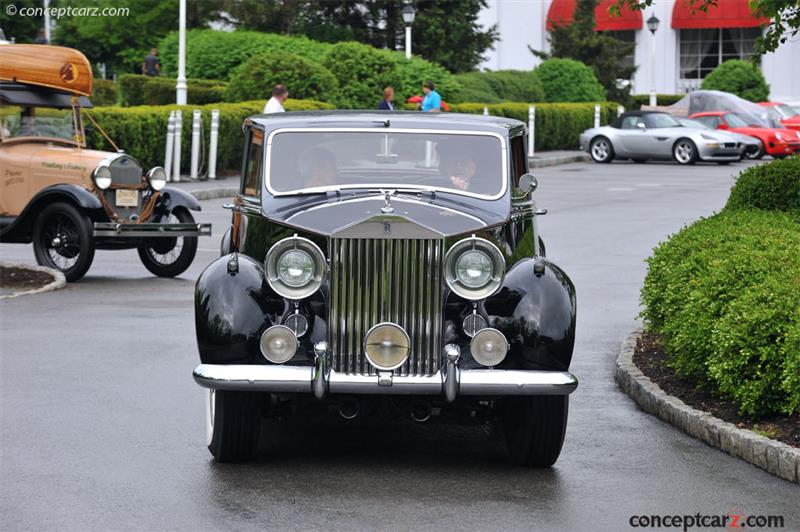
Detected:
[0,44,93,96]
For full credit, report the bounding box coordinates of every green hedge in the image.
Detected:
[726,157,800,214]
[91,79,118,106]
[225,52,338,103]
[452,102,619,150]
[118,75,228,107]
[450,70,543,104]
[536,58,605,102]
[84,99,333,173]
[701,60,770,102]
[630,94,684,109]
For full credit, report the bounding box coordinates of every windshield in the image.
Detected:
[724,113,750,128]
[772,104,797,119]
[645,113,682,128]
[0,105,79,143]
[679,118,710,130]
[267,130,506,198]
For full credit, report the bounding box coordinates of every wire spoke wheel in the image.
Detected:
[33,202,94,282]
[137,209,198,278]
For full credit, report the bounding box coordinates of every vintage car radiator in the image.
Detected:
[330,238,443,376]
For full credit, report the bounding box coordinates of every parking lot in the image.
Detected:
[1,159,797,531]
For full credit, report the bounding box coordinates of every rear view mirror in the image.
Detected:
[517,173,537,197]
[636,122,647,130]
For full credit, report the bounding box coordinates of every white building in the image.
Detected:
[478,0,800,102]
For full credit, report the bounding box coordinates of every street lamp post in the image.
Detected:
[176,0,187,105]
[402,4,416,59]
[647,14,660,107]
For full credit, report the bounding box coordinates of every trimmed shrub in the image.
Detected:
[225,52,338,104]
[84,99,334,173]
[91,79,118,106]
[726,156,800,214]
[119,75,228,107]
[535,59,605,102]
[640,208,800,416]
[450,70,543,104]
[321,42,400,109]
[394,58,461,105]
[701,60,770,102]
[451,102,619,150]
[630,94,684,110]
[159,30,332,81]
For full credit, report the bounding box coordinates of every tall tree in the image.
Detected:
[531,0,636,104]
[0,0,47,43]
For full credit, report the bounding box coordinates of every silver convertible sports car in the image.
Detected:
[579,111,743,165]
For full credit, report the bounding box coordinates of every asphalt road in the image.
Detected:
[1,159,797,531]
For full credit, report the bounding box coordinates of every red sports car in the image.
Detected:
[758,102,800,131]
[689,111,800,159]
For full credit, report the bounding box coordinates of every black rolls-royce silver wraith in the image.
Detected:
[193,111,578,465]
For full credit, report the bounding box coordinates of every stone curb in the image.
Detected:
[0,261,66,300]
[529,153,590,168]
[188,186,239,201]
[615,328,800,484]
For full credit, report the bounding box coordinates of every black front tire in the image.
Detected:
[32,201,95,282]
[745,142,765,160]
[137,208,198,277]
[207,390,260,463]
[672,138,698,165]
[502,395,569,467]
[590,136,614,163]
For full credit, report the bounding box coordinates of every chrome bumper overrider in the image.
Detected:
[192,362,578,401]
[93,222,212,238]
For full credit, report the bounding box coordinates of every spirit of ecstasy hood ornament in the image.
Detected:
[381,190,396,213]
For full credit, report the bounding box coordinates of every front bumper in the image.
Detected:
[192,363,579,400]
[93,222,212,238]
[697,144,741,161]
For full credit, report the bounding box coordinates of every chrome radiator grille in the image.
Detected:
[330,238,443,376]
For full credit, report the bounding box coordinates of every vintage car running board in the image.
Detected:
[93,222,212,238]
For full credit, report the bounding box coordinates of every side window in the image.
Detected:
[242,129,264,197]
[621,116,640,129]
[510,135,527,189]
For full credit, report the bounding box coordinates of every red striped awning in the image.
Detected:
[546,0,643,31]
[671,0,769,29]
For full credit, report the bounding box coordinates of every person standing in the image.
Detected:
[142,48,160,77]
[420,81,441,113]
[264,84,289,114]
[34,29,48,45]
[377,86,395,111]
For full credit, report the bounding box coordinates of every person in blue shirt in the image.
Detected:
[420,81,441,112]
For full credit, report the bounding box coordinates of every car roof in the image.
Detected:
[610,110,670,128]
[247,110,525,136]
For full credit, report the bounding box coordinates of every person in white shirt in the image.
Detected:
[263,84,288,113]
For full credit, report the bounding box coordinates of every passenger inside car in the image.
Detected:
[301,147,338,188]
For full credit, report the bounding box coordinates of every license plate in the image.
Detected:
[115,189,138,207]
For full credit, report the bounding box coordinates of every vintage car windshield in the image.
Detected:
[267,130,505,198]
[0,105,78,143]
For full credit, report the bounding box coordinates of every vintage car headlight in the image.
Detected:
[265,236,325,299]
[444,237,505,300]
[470,327,509,367]
[91,165,112,190]
[146,166,167,191]
[260,325,298,364]
[363,322,410,371]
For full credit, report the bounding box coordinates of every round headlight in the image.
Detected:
[470,327,508,367]
[265,236,325,300]
[364,322,410,371]
[146,166,167,191]
[92,165,112,190]
[444,237,505,300]
[260,325,298,364]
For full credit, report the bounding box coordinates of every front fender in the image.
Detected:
[157,186,201,214]
[484,258,576,371]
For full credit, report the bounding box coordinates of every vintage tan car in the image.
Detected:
[0,44,210,281]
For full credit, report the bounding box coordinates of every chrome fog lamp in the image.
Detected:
[260,325,298,364]
[445,237,505,300]
[470,328,509,367]
[363,322,410,371]
[146,166,167,191]
[265,236,325,299]
[92,165,112,190]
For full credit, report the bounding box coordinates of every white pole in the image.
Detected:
[617,105,625,117]
[649,27,657,107]
[190,110,201,179]
[176,0,187,105]
[173,110,182,182]
[208,109,219,180]
[405,26,412,59]
[594,104,601,128]
[43,0,51,43]
[164,111,175,181]
[528,105,535,159]
[483,106,489,116]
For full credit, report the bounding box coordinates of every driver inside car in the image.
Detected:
[301,147,338,189]
[439,149,478,191]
